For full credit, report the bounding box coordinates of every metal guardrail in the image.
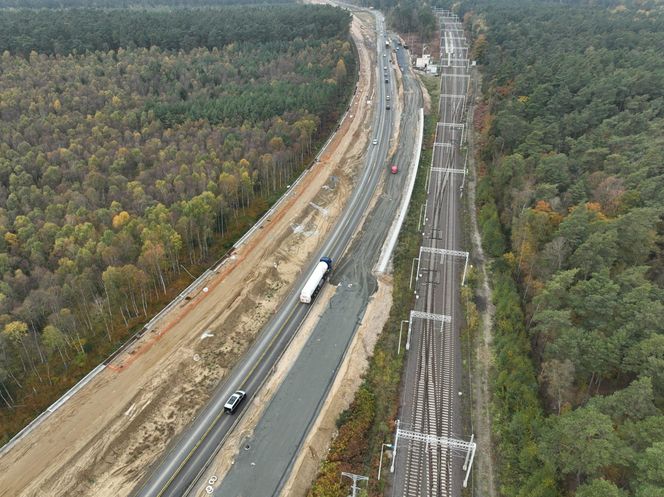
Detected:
[0,80,360,461]
[233,98,355,250]
[0,265,218,459]
[0,363,106,458]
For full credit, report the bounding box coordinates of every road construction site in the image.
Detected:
[0,7,423,497]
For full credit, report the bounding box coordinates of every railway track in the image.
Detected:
[394,14,470,497]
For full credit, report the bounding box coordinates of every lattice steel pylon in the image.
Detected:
[416,246,470,285]
[437,122,465,145]
[341,472,368,497]
[406,310,451,351]
[390,420,477,488]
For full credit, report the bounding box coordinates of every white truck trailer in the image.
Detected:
[299,257,333,304]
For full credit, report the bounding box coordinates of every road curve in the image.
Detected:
[131,9,393,497]
[211,18,424,497]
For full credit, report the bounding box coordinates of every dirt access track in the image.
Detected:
[0,12,378,497]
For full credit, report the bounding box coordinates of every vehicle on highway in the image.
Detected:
[385,79,389,83]
[383,53,386,57]
[373,138,378,145]
[386,105,390,110]
[391,164,398,174]
[300,257,332,304]
[224,390,246,413]
[386,95,390,100]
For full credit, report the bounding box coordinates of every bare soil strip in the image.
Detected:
[0,13,375,497]
[467,69,498,497]
[194,12,389,494]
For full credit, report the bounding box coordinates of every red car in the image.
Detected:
[391,164,398,174]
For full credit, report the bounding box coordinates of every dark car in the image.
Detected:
[224,390,246,413]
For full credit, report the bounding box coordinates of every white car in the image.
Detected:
[224,390,246,413]
[373,139,378,145]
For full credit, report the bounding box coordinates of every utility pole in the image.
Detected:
[341,472,368,497]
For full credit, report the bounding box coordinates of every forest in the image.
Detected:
[386,0,437,40]
[0,4,355,444]
[348,0,437,40]
[462,1,664,496]
[0,6,349,54]
[0,0,291,7]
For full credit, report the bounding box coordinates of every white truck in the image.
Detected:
[299,257,333,304]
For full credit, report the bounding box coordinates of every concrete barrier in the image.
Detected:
[376,107,425,273]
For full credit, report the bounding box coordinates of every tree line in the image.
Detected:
[345,0,437,41]
[386,0,437,40]
[0,0,290,7]
[461,1,664,496]
[0,5,350,55]
[0,4,355,444]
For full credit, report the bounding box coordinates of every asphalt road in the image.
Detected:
[131,10,419,497]
[392,13,470,497]
[211,28,423,497]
